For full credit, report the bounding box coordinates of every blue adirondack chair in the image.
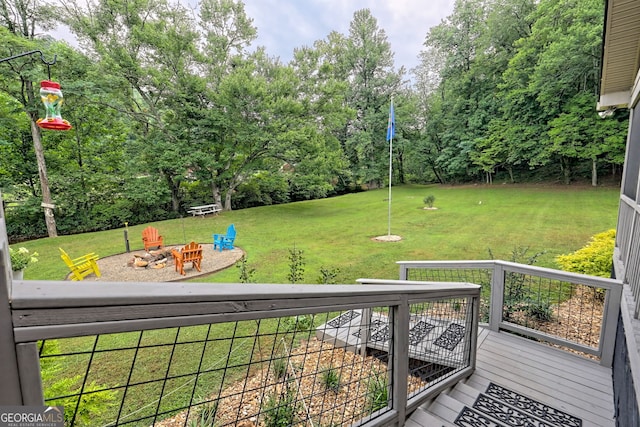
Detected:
[213,224,236,252]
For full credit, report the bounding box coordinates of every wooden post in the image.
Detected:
[391,297,409,424]
[601,282,623,367]
[489,263,504,332]
[0,194,24,403]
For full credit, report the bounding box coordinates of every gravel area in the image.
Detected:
[77,244,244,282]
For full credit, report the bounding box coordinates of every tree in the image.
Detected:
[548,93,627,186]
[340,9,402,187]
[0,2,61,236]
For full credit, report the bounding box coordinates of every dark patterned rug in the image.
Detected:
[454,383,582,427]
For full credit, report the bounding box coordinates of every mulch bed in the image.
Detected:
[75,244,244,282]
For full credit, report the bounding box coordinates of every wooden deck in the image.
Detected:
[408,327,616,427]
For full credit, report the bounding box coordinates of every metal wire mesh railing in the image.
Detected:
[398,260,622,367]
[402,265,492,323]
[501,270,603,350]
[405,297,475,398]
[16,282,479,427]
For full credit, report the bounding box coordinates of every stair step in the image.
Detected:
[448,381,483,404]
[427,393,466,421]
[407,407,457,427]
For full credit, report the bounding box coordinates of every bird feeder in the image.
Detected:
[36,80,72,131]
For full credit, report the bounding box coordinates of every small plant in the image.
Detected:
[287,246,305,284]
[272,357,288,379]
[236,255,256,283]
[318,266,340,284]
[423,195,436,208]
[262,384,299,427]
[41,342,116,425]
[367,373,389,413]
[188,401,218,427]
[321,368,341,392]
[525,299,554,322]
[488,246,547,322]
[284,314,314,332]
[9,247,38,271]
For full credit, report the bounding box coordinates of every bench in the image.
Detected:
[187,204,222,218]
[59,248,101,281]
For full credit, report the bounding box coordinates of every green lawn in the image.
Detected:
[16,183,620,425]
[15,184,619,283]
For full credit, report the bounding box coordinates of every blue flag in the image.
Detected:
[386,101,395,141]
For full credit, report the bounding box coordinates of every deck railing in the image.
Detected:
[399,260,622,367]
[2,274,479,426]
[617,195,640,318]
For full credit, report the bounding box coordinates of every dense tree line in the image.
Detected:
[0,0,628,241]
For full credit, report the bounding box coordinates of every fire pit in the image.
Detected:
[128,247,176,270]
[70,244,245,282]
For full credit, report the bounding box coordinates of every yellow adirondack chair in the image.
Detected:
[59,248,101,281]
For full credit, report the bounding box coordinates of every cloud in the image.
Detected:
[243,0,455,70]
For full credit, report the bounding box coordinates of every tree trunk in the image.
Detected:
[396,151,405,184]
[431,165,445,184]
[224,191,232,210]
[29,120,57,237]
[561,157,571,185]
[211,183,223,207]
[163,173,180,212]
[592,159,598,187]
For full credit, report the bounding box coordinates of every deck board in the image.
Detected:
[409,328,616,426]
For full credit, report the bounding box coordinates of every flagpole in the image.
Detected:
[387,99,393,237]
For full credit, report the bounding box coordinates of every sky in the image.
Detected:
[50,0,456,72]
[241,0,456,71]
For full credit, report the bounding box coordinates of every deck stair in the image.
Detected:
[410,379,585,427]
[407,329,615,427]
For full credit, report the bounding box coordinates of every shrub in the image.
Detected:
[236,255,256,283]
[284,315,314,332]
[41,341,116,426]
[423,195,436,208]
[321,368,341,392]
[272,358,288,379]
[318,266,340,284]
[524,299,554,322]
[555,229,615,277]
[287,246,305,284]
[263,384,299,427]
[489,246,547,322]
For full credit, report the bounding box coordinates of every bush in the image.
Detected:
[4,198,47,242]
[555,229,615,277]
[233,171,290,209]
[423,195,436,208]
[41,341,116,426]
[263,385,299,427]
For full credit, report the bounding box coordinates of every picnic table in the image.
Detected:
[188,204,222,218]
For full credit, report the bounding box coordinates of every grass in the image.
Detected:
[15,184,619,283]
[13,184,619,425]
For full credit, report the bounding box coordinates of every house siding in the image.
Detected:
[613,312,640,427]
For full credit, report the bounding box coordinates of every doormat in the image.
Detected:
[454,382,582,427]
